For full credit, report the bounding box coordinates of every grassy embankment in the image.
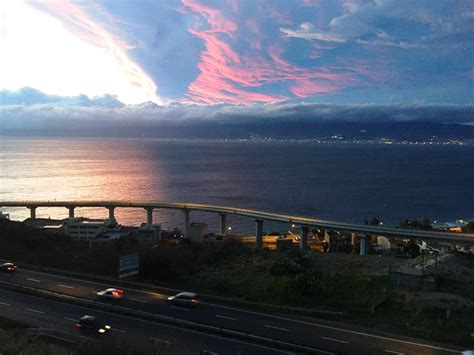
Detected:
[0,219,472,347]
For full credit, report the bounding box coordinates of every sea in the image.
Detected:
[0,137,473,234]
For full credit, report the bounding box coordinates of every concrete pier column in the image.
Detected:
[219,213,227,235]
[300,226,309,252]
[28,206,37,220]
[255,219,263,249]
[107,207,115,220]
[359,234,367,256]
[183,209,190,238]
[351,232,358,254]
[146,207,154,224]
[67,207,75,218]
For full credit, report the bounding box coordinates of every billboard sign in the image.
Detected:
[119,252,139,278]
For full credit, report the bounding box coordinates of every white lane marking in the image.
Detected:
[264,325,290,332]
[204,303,459,353]
[0,301,10,306]
[26,308,45,314]
[0,288,295,355]
[111,328,126,333]
[216,315,237,321]
[58,284,74,289]
[130,298,148,303]
[26,278,41,283]
[64,317,77,322]
[320,336,348,344]
[170,306,190,312]
[150,337,172,344]
[384,351,404,355]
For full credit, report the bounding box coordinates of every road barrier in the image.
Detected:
[3,259,346,318]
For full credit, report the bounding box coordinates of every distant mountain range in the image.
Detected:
[2,120,474,142]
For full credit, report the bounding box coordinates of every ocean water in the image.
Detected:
[0,137,473,234]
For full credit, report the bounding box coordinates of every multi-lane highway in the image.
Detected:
[0,266,465,354]
[0,287,288,354]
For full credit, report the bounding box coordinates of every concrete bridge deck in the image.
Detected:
[1,201,473,251]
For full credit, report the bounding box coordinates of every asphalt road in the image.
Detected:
[0,267,466,354]
[0,287,291,354]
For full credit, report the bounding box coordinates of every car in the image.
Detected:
[167,292,199,307]
[0,262,17,273]
[96,288,124,300]
[75,315,111,334]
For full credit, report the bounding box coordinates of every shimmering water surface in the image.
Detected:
[1,138,473,234]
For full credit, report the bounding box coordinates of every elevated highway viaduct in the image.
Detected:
[1,200,473,255]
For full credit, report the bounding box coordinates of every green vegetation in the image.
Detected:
[465,221,474,232]
[399,218,433,230]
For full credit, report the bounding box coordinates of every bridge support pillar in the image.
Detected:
[351,232,358,254]
[360,234,367,256]
[28,206,37,220]
[107,207,115,220]
[146,207,154,224]
[183,210,190,238]
[255,219,263,249]
[300,226,309,252]
[67,207,75,218]
[219,213,227,236]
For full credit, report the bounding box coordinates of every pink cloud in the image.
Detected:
[182,0,237,35]
[182,0,373,104]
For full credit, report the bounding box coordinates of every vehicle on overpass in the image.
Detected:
[0,262,17,273]
[76,315,111,334]
[168,292,199,307]
[96,288,124,301]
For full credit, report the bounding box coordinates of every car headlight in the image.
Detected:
[98,329,106,333]
[105,325,111,329]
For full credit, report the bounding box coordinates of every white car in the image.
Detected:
[96,288,124,300]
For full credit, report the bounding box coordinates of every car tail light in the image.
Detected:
[191,299,199,304]
[117,290,123,294]
[112,291,119,297]
[75,323,81,328]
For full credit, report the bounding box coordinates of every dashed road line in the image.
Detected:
[111,328,127,333]
[130,298,148,303]
[320,336,348,344]
[384,351,404,355]
[150,337,172,344]
[264,325,290,332]
[26,308,45,314]
[216,315,237,321]
[171,306,190,312]
[26,278,41,283]
[0,301,10,306]
[58,284,74,289]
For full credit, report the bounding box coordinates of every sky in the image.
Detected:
[0,0,473,126]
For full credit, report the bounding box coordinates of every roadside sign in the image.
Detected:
[119,252,139,278]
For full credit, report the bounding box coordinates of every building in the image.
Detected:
[63,217,117,240]
[137,223,161,245]
[432,219,469,232]
[189,222,208,243]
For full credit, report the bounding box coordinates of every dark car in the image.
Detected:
[0,263,17,273]
[75,315,111,334]
[167,292,199,307]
